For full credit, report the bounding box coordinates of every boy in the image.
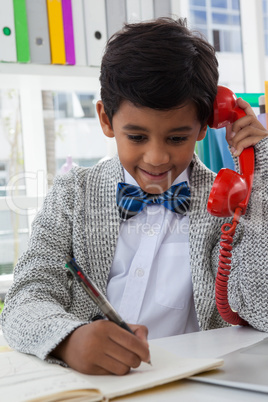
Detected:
[1,18,268,376]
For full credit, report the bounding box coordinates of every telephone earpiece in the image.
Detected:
[207,85,247,129]
[207,86,255,217]
[206,86,255,327]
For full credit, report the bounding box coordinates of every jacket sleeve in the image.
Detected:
[227,137,268,331]
[0,169,89,361]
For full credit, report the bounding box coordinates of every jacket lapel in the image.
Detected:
[84,156,124,296]
[188,153,230,329]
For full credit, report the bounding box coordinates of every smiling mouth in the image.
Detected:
[148,172,166,176]
[140,168,170,178]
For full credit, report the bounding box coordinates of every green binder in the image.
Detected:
[13,0,30,62]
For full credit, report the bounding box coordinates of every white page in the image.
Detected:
[0,345,223,402]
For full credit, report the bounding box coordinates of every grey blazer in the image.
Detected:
[1,139,268,362]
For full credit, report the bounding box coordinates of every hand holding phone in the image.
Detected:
[207,86,254,217]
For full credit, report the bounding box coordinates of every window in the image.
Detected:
[53,92,96,119]
[0,88,109,276]
[189,0,242,53]
[0,90,29,275]
[191,10,207,24]
[0,67,109,278]
[190,0,206,6]
[263,0,268,55]
[42,90,108,181]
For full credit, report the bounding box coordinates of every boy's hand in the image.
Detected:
[52,320,150,375]
[225,97,268,157]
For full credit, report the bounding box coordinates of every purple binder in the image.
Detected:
[62,0,75,65]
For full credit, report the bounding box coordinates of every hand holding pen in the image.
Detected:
[62,255,151,373]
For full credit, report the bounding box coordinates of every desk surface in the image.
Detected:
[1,326,267,401]
[117,326,268,402]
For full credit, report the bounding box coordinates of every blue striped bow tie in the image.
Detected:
[116,181,190,220]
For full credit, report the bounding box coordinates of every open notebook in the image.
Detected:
[0,344,223,402]
[190,337,268,393]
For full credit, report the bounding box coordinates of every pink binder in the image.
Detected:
[62,0,75,65]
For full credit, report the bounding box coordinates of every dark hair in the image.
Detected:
[100,18,219,126]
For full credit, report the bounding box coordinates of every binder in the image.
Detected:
[0,0,17,62]
[84,0,107,67]
[141,0,154,20]
[71,0,87,65]
[126,0,141,23]
[25,0,51,64]
[13,0,31,63]
[46,0,66,64]
[105,0,126,38]
[62,0,75,65]
[153,0,171,18]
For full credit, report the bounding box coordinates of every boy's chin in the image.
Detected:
[140,184,169,195]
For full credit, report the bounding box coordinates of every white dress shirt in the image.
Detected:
[106,169,199,339]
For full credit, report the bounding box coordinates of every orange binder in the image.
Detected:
[46,0,66,64]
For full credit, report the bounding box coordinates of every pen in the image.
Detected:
[65,255,152,365]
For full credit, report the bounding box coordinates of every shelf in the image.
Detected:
[0,63,101,91]
[0,62,100,77]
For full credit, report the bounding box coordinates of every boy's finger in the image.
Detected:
[109,324,150,363]
[104,339,143,370]
[129,324,149,342]
[225,123,233,143]
[231,135,264,157]
[236,97,256,117]
[230,124,268,149]
[95,345,137,375]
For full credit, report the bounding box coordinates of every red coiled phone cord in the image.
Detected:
[215,207,248,326]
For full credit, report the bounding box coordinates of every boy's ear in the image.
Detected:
[197,124,207,141]
[96,101,115,138]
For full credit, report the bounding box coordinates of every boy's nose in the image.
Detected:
[143,145,169,166]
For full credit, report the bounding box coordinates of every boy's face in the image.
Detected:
[97,100,207,194]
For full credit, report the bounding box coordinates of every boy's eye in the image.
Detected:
[127,135,145,143]
[169,136,188,144]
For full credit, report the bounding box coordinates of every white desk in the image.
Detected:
[0,326,267,401]
[116,326,268,401]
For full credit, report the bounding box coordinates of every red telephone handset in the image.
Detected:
[207,86,254,326]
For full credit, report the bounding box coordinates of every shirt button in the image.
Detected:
[147,228,155,236]
[135,268,144,277]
